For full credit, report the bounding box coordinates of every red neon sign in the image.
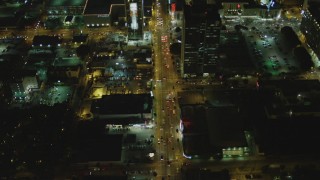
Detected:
[171,3,176,12]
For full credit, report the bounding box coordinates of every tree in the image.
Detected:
[281,26,301,49]
[175,27,181,33]
[169,42,181,55]
[76,44,90,59]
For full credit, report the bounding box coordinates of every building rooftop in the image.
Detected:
[83,0,124,15]
[32,35,62,47]
[13,69,37,79]
[253,79,320,155]
[178,90,206,105]
[72,34,88,43]
[26,49,55,66]
[83,175,128,180]
[259,79,320,115]
[206,106,247,147]
[219,32,255,72]
[178,83,320,157]
[74,121,123,162]
[52,57,82,67]
[133,48,152,64]
[143,0,152,6]
[220,0,250,2]
[144,7,152,17]
[0,7,19,28]
[182,169,230,180]
[172,0,184,11]
[307,1,320,22]
[184,4,206,26]
[48,0,86,7]
[179,89,252,156]
[0,6,18,17]
[184,3,220,22]
[91,94,153,115]
[259,115,320,155]
[181,104,248,156]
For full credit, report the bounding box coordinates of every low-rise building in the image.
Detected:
[46,0,86,16]
[219,0,281,19]
[32,35,62,47]
[83,0,125,27]
[10,69,39,99]
[178,89,250,158]
[91,94,153,125]
[256,79,320,155]
[47,56,82,83]
[0,6,20,30]
[72,33,89,46]
[300,1,320,60]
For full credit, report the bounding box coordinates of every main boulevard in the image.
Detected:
[151,0,184,179]
[2,2,319,180]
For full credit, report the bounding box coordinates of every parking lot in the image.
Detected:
[226,17,301,77]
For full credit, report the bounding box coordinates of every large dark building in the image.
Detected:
[178,79,320,158]
[46,0,86,15]
[90,94,153,124]
[256,79,320,155]
[178,90,251,158]
[181,1,221,77]
[219,0,281,19]
[83,0,126,27]
[300,0,320,60]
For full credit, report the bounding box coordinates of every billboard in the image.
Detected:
[130,3,138,30]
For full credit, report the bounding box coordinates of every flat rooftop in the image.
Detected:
[259,115,320,155]
[259,79,320,115]
[83,0,124,15]
[32,35,62,46]
[48,0,86,7]
[181,104,248,156]
[74,121,123,162]
[0,7,18,17]
[251,79,320,155]
[53,57,81,67]
[179,89,254,156]
[91,94,153,115]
